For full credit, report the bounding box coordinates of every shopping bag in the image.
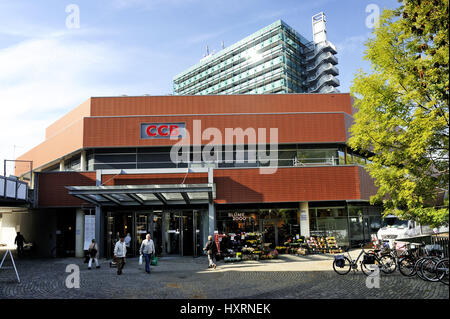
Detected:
[151,255,158,266]
[139,255,143,265]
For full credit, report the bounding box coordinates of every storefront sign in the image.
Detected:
[228,212,248,221]
[140,122,186,139]
[300,211,308,221]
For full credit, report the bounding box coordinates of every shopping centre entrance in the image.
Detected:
[66,170,216,259]
[105,210,206,259]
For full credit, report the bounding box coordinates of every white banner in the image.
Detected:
[84,215,96,250]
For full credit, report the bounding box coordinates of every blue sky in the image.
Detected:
[0,0,398,175]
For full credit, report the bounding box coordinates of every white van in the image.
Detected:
[376,215,448,243]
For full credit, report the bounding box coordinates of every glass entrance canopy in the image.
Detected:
[66,183,215,206]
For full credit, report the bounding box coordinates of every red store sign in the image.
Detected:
[140,122,186,139]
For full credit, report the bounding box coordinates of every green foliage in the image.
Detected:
[349,0,449,227]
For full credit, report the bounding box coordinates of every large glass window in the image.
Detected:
[347,205,382,246]
[85,145,370,170]
[309,207,349,247]
[297,149,338,166]
[64,155,80,171]
[276,209,300,244]
[216,211,259,234]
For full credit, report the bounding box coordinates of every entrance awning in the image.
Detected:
[66,183,215,206]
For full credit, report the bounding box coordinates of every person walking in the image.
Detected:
[203,235,217,269]
[125,233,132,257]
[88,239,100,270]
[140,233,155,274]
[114,234,127,275]
[14,232,25,258]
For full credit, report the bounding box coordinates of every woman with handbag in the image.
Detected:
[88,239,100,269]
[203,235,217,270]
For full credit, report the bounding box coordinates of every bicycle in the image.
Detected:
[434,257,449,285]
[413,244,444,282]
[420,253,447,283]
[333,243,396,276]
[368,241,398,274]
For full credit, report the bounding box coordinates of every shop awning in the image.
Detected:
[66,183,215,206]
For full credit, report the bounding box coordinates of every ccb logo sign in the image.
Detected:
[141,122,186,139]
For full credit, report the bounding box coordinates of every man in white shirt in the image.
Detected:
[114,234,127,275]
[140,233,155,274]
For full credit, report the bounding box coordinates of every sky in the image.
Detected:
[0,0,398,176]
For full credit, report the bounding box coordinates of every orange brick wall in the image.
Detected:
[36,166,374,207]
[83,113,347,148]
[37,172,96,207]
[90,94,353,116]
[16,94,353,177]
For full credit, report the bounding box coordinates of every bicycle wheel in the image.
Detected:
[333,257,352,275]
[414,258,428,281]
[398,256,416,277]
[361,258,380,276]
[420,258,440,282]
[379,254,397,274]
[436,259,449,285]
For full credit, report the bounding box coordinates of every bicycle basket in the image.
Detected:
[363,254,376,264]
[334,255,345,268]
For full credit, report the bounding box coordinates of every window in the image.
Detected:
[297,149,338,165]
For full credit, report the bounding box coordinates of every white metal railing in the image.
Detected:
[306,52,338,72]
[0,175,28,201]
[308,74,340,92]
[306,63,339,83]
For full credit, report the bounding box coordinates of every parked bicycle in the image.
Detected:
[333,243,396,276]
[434,257,449,285]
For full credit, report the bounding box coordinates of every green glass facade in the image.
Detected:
[173,17,339,95]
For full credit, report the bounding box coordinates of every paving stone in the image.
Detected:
[0,255,447,299]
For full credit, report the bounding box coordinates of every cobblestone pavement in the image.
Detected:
[0,253,448,299]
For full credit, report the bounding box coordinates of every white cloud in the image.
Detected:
[0,30,159,176]
[334,35,368,55]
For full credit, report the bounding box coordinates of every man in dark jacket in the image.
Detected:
[203,235,217,269]
[14,232,25,258]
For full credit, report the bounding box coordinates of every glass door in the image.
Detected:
[193,210,202,257]
[152,211,163,256]
[182,211,194,256]
[106,212,115,259]
[261,219,278,248]
[135,213,149,256]
[164,211,181,255]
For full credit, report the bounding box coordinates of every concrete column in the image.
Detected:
[95,206,104,258]
[201,210,209,249]
[59,159,65,171]
[208,202,215,237]
[75,209,85,257]
[207,167,215,237]
[80,150,86,171]
[299,202,310,238]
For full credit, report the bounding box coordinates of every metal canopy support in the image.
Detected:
[154,193,168,205]
[181,192,190,205]
[74,194,102,206]
[126,193,144,205]
[101,194,122,206]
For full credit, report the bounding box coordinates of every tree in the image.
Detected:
[349,0,449,227]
